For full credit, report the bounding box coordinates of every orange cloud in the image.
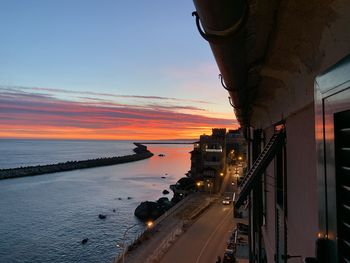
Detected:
[0,89,238,140]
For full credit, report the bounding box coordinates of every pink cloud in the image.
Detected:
[0,89,238,139]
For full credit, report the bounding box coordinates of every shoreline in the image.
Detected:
[113,193,216,263]
[0,143,153,180]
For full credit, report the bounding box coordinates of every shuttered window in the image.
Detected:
[335,109,350,262]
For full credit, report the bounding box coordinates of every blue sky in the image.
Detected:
[0,1,237,139]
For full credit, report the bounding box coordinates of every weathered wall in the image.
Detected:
[250,0,350,128]
[261,106,317,262]
[249,2,350,259]
[285,105,318,258]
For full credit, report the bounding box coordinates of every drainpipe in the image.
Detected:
[192,0,249,126]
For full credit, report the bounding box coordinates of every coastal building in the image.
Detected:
[190,128,227,192]
[226,128,246,165]
[192,1,350,262]
[190,128,246,192]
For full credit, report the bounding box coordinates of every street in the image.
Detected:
[159,200,235,263]
[160,165,243,263]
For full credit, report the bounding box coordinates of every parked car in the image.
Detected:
[223,248,235,263]
[233,227,249,261]
[237,223,248,235]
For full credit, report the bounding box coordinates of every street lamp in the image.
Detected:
[146,221,153,228]
[116,221,154,263]
[208,181,212,201]
[116,223,139,263]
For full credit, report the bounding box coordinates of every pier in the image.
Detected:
[0,143,153,180]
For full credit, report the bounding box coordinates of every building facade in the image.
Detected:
[190,128,227,192]
[226,128,246,165]
[192,1,350,262]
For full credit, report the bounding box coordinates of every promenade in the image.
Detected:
[119,165,247,263]
[116,192,214,263]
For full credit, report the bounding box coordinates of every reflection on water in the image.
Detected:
[0,144,192,263]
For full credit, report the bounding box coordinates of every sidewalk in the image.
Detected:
[115,192,217,263]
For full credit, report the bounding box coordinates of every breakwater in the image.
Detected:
[0,143,153,180]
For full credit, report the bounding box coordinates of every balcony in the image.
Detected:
[205,148,223,153]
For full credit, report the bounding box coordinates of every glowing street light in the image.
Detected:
[146,221,153,228]
[207,181,212,201]
[220,172,224,177]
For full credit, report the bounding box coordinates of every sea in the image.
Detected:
[0,139,193,263]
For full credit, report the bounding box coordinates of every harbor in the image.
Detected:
[0,142,192,263]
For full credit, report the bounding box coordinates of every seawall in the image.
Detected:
[0,143,153,180]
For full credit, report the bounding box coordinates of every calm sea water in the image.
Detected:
[0,140,192,263]
[0,139,137,169]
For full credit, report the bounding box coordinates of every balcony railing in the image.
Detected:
[205,148,222,152]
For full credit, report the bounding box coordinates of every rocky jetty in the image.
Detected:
[0,143,153,180]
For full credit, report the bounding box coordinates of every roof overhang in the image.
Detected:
[192,0,280,128]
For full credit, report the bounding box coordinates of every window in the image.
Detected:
[334,109,350,262]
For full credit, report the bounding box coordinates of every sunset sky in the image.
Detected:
[0,1,238,140]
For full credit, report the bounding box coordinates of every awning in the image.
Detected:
[235,130,285,209]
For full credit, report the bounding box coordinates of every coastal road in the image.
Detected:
[159,200,235,263]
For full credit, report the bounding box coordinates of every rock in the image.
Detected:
[169,177,195,204]
[81,238,88,244]
[171,193,184,204]
[162,189,170,195]
[134,201,163,221]
[176,177,196,190]
[157,197,173,211]
[98,214,107,219]
[157,197,169,203]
